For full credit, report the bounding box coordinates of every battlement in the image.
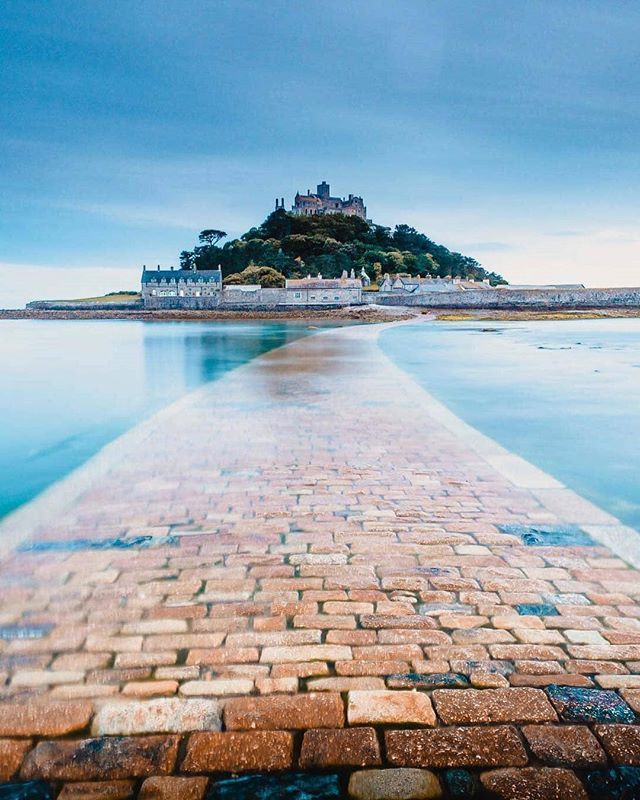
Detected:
[275,181,367,219]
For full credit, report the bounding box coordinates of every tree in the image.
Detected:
[198,229,227,247]
[179,250,195,270]
[177,211,506,285]
[224,265,285,288]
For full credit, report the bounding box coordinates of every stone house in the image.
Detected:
[141,266,222,308]
[284,273,362,305]
[378,274,492,293]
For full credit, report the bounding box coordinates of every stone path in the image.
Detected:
[1,322,640,799]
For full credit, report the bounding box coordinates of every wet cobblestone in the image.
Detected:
[0,324,639,795]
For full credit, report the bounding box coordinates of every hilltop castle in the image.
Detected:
[275,181,367,220]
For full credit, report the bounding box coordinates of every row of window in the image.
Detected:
[150,289,217,297]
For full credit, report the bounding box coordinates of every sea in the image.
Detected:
[380,318,640,532]
[0,320,316,518]
[2,318,639,534]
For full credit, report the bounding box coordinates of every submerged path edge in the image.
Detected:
[372,323,640,570]
[0,325,333,560]
[1,320,639,570]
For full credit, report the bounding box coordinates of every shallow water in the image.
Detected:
[0,320,316,518]
[380,319,640,532]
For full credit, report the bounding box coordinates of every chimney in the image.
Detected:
[281,197,284,208]
[157,265,160,271]
[341,270,348,279]
[142,264,146,272]
[317,272,322,279]
[170,266,174,271]
[275,198,279,210]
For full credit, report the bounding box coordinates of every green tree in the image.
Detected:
[224,265,285,287]
[179,250,195,270]
[198,229,227,247]
[178,210,506,285]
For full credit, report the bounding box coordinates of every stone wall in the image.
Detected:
[141,288,364,310]
[26,300,143,311]
[142,296,221,310]
[374,287,640,309]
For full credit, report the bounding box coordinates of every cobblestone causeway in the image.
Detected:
[1,323,640,798]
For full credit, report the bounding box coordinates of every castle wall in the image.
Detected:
[374,287,640,309]
[142,295,221,310]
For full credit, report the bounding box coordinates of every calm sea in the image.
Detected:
[4,318,640,532]
[0,320,316,519]
[380,319,640,532]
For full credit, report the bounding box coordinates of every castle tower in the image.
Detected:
[317,181,330,199]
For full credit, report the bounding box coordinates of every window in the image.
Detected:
[151,289,157,296]
[179,290,184,297]
[294,292,301,298]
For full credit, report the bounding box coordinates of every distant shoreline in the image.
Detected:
[2,307,640,323]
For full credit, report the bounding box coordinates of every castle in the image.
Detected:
[275,181,367,219]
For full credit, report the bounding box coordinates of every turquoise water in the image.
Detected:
[381,319,640,532]
[0,320,317,519]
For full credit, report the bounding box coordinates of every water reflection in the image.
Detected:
[0,320,317,519]
[381,319,640,532]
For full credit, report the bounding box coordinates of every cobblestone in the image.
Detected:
[21,736,179,780]
[299,727,381,768]
[348,690,436,726]
[0,739,32,780]
[2,324,640,786]
[479,767,588,799]
[433,688,557,724]
[138,777,208,800]
[91,698,221,735]
[385,726,528,768]
[522,724,607,766]
[224,693,344,730]
[57,782,135,799]
[182,731,293,772]
[348,768,442,799]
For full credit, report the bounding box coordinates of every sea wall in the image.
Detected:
[26,300,143,311]
[374,287,640,309]
[143,287,363,310]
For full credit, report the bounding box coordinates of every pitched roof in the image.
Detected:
[141,269,221,285]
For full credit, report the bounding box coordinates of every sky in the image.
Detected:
[1,0,639,307]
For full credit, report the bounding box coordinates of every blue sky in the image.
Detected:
[1,0,639,305]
